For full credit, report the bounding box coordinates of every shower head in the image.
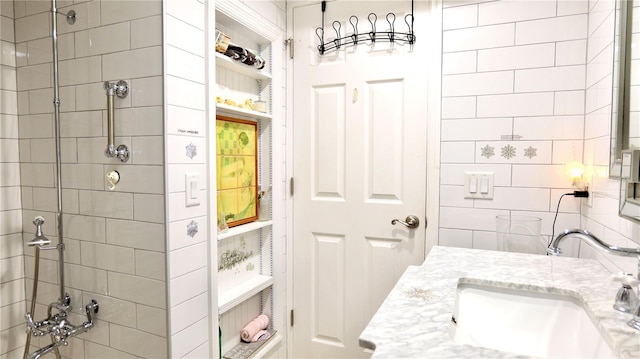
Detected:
[28,216,51,247]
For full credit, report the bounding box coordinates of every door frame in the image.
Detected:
[285,0,442,355]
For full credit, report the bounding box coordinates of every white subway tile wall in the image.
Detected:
[9,0,167,357]
[0,1,26,357]
[165,0,209,357]
[440,1,587,250]
[440,0,640,275]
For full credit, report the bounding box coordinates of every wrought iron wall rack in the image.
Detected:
[316,0,415,55]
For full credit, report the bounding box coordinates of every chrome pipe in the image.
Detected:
[25,1,101,357]
[50,0,67,310]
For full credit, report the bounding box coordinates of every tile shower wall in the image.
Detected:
[1,0,26,357]
[581,0,640,274]
[14,0,167,357]
[439,0,586,251]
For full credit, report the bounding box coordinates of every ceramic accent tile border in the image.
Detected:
[474,141,551,164]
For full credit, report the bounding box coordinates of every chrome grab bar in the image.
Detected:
[103,80,130,162]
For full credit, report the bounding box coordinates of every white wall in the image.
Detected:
[439,0,640,277]
[0,0,25,357]
[164,0,210,357]
[439,0,587,251]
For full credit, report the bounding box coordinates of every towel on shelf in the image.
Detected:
[240,314,269,342]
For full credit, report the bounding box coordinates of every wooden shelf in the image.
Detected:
[218,220,273,241]
[219,275,273,314]
[215,52,271,81]
[216,103,272,121]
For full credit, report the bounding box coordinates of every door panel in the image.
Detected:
[313,85,346,199]
[313,233,346,347]
[366,79,404,201]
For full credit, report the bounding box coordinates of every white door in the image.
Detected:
[292,1,429,357]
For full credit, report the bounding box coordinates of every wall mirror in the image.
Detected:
[612,0,640,222]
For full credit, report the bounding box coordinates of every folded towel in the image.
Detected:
[251,329,271,342]
[240,314,269,342]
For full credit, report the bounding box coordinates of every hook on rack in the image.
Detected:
[349,16,359,44]
[315,0,416,55]
[386,13,395,43]
[368,13,377,43]
[332,20,342,49]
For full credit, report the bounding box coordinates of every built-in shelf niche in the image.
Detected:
[214,3,281,357]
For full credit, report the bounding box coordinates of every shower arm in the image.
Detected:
[103,80,130,162]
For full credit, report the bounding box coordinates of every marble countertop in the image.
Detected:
[359,246,640,358]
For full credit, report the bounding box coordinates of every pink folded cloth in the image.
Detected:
[240,314,269,342]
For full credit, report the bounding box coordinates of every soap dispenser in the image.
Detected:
[612,272,638,313]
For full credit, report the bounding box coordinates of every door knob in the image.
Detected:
[391,215,420,229]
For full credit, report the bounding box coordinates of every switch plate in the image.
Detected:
[185,173,200,207]
[464,172,494,199]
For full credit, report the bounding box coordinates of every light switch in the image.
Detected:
[480,177,489,194]
[185,173,200,207]
[469,176,478,193]
[464,172,494,199]
[190,181,198,199]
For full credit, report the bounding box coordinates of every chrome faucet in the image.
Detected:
[547,229,640,331]
[25,300,99,358]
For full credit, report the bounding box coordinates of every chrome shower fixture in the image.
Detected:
[103,80,130,162]
[53,9,76,25]
[27,216,51,247]
[25,299,99,359]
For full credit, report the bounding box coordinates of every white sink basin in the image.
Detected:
[450,283,616,358]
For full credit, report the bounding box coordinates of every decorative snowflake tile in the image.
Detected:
[501,144,516,160]
[524,146,537,159]
[481,145,495,159]
[186,142,197,159]
[187,220,198,238]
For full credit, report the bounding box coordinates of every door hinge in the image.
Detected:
[290,309,294,326]
[289,177,294,196]
[285,38,294,59]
